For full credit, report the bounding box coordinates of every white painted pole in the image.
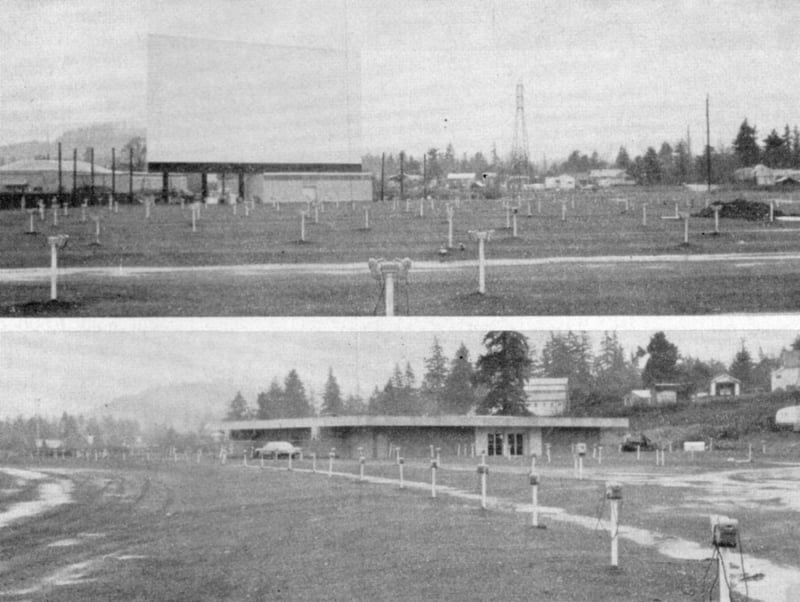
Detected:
[714,208,720,233]
[287,450,293,470]
[358,447,365,481]
[419,198,424,218]
[770,200,774,223]
[642,204,647,226]
[364,208,370,229]
[399,457,404,489]
[384,270,395,316]
[478,238,486,294]
[431,458,437,498]
[328,449,335,477]
[479,453,488,510]
[597,446,603,464]
[684,214,689,244]
[546,444,551,463]
[300,212,306,242]
[578,455,584,480]
[49,241,59,300]
[610,500,619,567]
[636,445,641,461]
[512,212,518,237]
[561,202,566,222]
[748,443,752,462]
[530,475,540,527]
[28,211,35,233]
[192,206,197,232]
[312,452,316,473]
[52,205,58,227]
[447,206,454,248]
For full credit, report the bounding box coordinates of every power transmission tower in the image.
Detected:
[510,83,530,200]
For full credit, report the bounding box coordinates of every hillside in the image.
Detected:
[91,381,236,433]
[589,390,800,449]
[0,122,145,167]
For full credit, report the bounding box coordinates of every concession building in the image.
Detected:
[210,415,629,460]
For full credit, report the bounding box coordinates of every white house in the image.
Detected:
[524,378,569,416]
[772,350,800,391]
[589,169,635,187]
[544,174,576,190]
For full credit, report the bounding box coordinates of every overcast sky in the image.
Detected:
[1,0,798,162]
[1,319,797,418]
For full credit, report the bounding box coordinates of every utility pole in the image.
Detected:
[706,95,711,192]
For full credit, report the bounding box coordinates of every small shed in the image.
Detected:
[623,389,651,407]
[709,374,741,397]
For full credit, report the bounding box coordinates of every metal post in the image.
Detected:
[57,142,63,201]
[90,147,95,200]
[111,147,116,199]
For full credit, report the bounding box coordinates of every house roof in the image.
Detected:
[626,389,651,399]
[711,373,741,384]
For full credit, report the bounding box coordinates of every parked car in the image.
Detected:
[621,433,657,452]
[254,441,302,459]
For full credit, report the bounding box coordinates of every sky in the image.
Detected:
[1,0,799,163]
[1,319,797,418]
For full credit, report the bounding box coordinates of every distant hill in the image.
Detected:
[92,381,236,433]
[0,122,145,168]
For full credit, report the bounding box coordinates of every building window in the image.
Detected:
[487,433,503,456]
[507,433,523,456]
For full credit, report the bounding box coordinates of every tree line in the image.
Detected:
[226,331,798,420]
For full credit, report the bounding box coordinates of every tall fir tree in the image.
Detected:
[321,368,344,416]
[732,119,760,166]
[225,391,251,420]
[641,332,680,387]
[283,369,313,418]
[439,343,477,415]
[474,331,532,415]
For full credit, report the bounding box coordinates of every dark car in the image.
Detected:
[621,434,657,452]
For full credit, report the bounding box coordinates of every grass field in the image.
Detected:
[1,446,798,600]
[3,187,800,315]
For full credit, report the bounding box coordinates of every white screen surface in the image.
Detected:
[147,35,361,166]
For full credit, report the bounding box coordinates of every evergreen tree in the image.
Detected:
[641,332,680,387]
[256,379,283,419]
[729,342,754,391]
[474,331,532,415]
[439,343,477,415]
[225,391,251,420]
[642,147,662,184]
[539,331,593,408]
[762,129,786,168]
[593,332,641,400]
[283,369,314,417]
[343,393,368,415]
[615,146,631,170]
[422,338,449,397]
[321,368,344,416]
[732,119,760,166]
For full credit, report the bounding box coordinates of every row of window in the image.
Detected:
[487,432,524,456]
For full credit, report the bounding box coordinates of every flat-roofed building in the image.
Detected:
[209,414,629,460]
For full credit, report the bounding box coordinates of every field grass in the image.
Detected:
[3,187,800,315]
[5,455,786,601]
